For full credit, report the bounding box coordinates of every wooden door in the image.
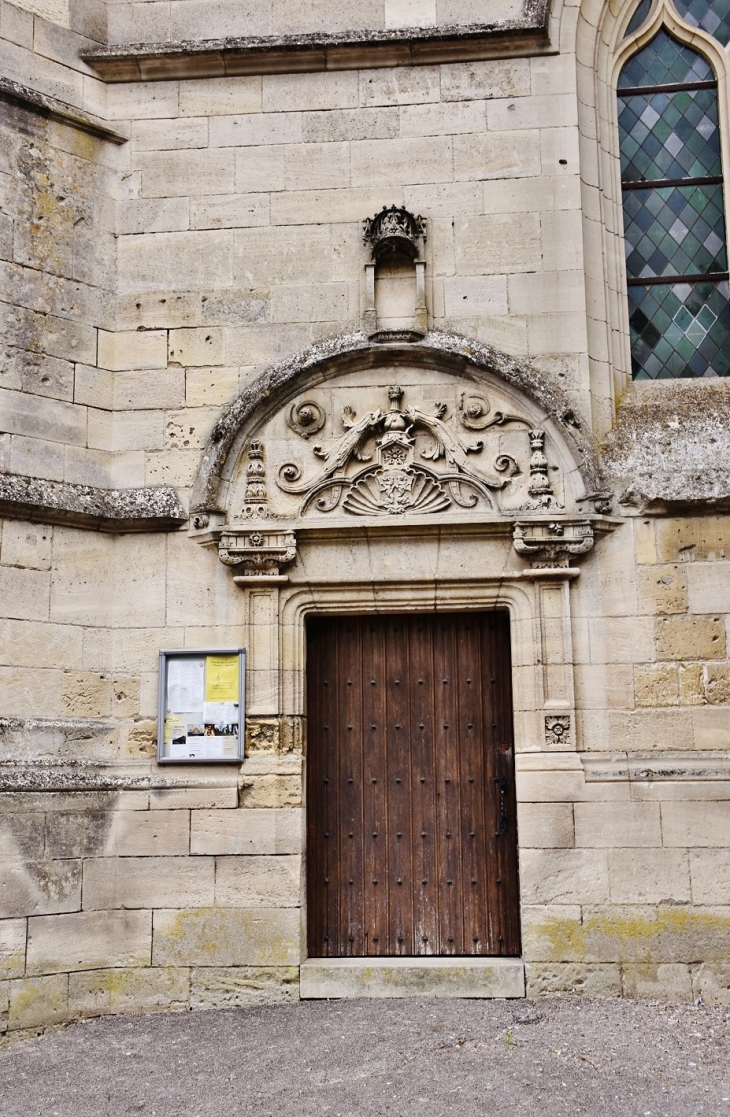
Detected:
[306,611,520,958]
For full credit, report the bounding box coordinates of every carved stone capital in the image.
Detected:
[219,526,297,583]
[512,518,594,568]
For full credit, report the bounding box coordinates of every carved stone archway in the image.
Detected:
[190,332,613,579]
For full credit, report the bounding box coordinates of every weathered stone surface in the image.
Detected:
[621,963,694,1003]
[189,965,299,1009]
[524,905,730,965]
[634,664,679,708]
[8,973,68,1031]
[0,474,187,531]
[83,857,214,910]
[0,919,26,981]
[692,962,730,1006]
[605,381,730,512]
[27,910,152,975]
[61,672,111,717]
[68,966,190,1017]
[214,856,301,907]
[106,810,190,856]
[300,957,525,999]
[152,907,300,967]
[191,808,303,855]
[525,963,621,998]
[0,859,82,918]
[704,664,730,705]
[520,850,610,906]
[656,616,727,662]
[608,850,691,906]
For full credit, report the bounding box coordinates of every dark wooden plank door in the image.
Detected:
[306,612,520,958]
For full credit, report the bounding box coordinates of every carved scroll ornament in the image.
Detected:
[276,385,523,518]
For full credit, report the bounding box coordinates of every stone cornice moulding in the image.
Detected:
[82,0,552,82]
[0,754,238,793]
[581,751,730,783]
[0,77,129,144]
[0,473,187,532]
[190,330,609,518]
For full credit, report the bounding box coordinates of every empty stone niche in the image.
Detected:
[363,206,427,342]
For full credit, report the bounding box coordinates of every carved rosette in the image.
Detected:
[512,519,594,568]
[545,715,571,746]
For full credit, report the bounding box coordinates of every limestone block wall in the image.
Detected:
[518,515,730,1003]
[0,787,303,1033]
[1,0,730,1034]
[101,0,524,46]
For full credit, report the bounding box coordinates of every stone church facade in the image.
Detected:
[1,0,730,1034]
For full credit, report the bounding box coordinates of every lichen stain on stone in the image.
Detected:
[157,908,299,967]
[604,380,730,510]
[17,138,88,283]
[533,908,730,964]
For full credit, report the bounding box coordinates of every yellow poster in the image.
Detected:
[205,654,239,702]
[164,715,184,744]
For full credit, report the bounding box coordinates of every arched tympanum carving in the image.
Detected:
[190,332,613,581]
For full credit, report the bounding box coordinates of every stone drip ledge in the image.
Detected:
[0,78,128,144]
[82,1,551,82]
[0,473,187,532]
[0,754,239,793]
[581,752,730,783]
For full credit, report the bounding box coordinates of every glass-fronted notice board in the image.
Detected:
[157,648,245,763]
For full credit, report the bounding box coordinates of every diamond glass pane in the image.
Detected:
[626,0,652,36]
[619,87,721,180]
[623,183,727,277]
[618,28,714,87]
[674,0,730,47]
[629,280,730,377]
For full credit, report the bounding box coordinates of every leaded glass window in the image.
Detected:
[619,28,730,377]
[625,0,653,37]
[674,0,730,46]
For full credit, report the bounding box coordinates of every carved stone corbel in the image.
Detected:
[512,518,594,568]
[218,526,297,584]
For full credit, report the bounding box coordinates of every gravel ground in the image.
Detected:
[1,997,729,1116]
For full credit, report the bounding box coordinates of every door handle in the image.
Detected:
[494,775,508,836]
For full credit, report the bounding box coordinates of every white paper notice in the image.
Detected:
[203,702,239,724]
[169,738,237,760]
[167,658,205,714]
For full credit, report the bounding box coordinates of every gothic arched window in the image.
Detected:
[619,25,730,377]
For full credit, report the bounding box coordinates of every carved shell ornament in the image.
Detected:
[275,385,564,518]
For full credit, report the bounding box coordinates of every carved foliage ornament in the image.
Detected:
[277,384,530,517]
[276,385,564,519]
[545,715,571,746]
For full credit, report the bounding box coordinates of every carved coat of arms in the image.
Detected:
[274,385,563,517]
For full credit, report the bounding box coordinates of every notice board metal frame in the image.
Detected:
[157,647,246,764]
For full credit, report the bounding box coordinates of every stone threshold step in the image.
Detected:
[300,956,525,999]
